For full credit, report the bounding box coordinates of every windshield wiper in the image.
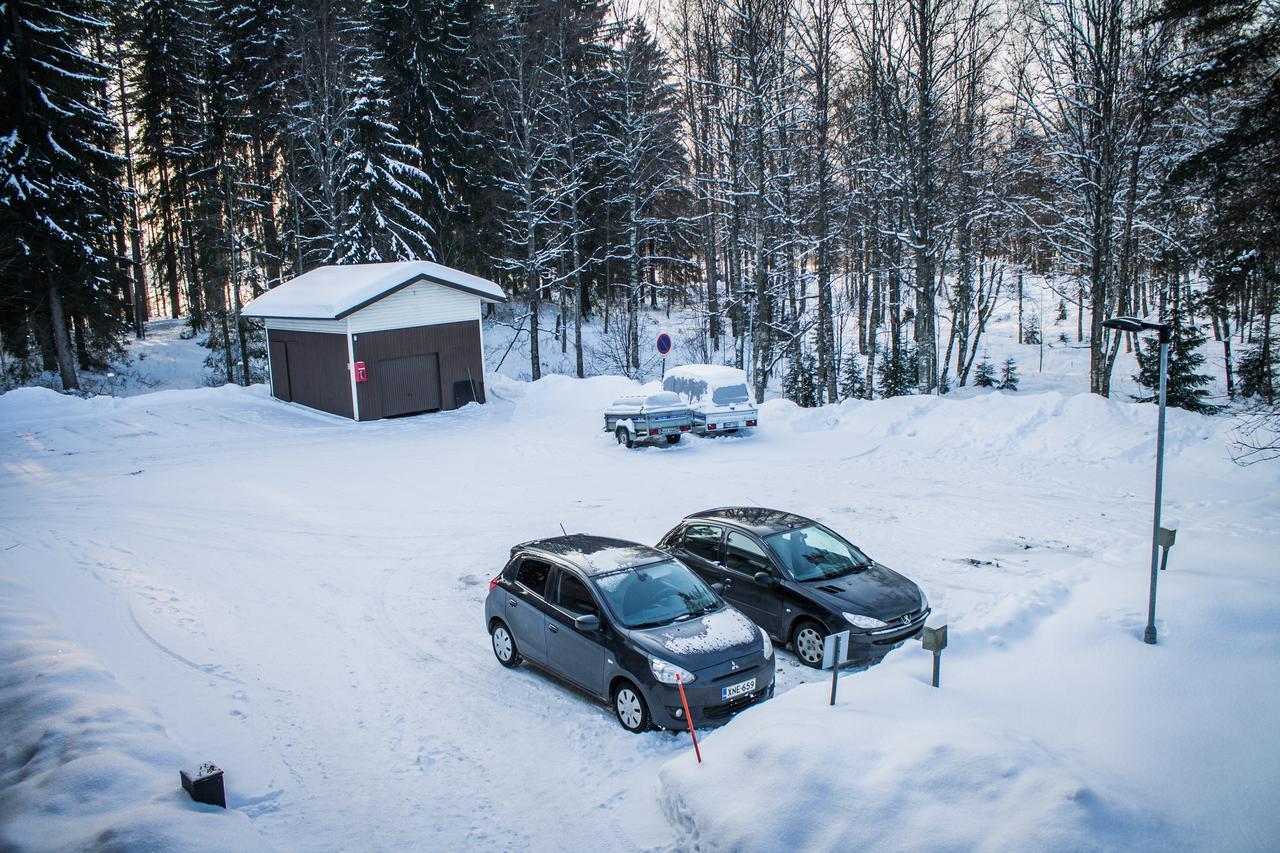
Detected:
[628,618,675,629]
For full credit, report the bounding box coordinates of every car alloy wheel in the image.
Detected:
[793,622,826,668]
[613,683,651,732]
[491,622,521,667]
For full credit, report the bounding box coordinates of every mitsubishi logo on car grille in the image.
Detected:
[730,660,740,671]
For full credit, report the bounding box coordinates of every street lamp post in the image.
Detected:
[1103,316,1172,645]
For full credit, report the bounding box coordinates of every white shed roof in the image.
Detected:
[242,261,507,320]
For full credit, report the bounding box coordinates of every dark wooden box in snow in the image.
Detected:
[181,764,226,808]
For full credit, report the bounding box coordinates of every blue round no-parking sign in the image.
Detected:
[657,333,672,357]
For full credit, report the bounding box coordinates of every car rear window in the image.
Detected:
[515,559,552,597]
[712,384,751,404]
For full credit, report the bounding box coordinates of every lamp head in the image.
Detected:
[1102,316,1146,333]
[1103,316,1173,343]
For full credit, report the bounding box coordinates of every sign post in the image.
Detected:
[822,629,851,706]
[920,625,948,688]
[656,333,672,380]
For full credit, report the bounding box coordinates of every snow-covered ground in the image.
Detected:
[1,368,1276,851]
[0,281,1273,851]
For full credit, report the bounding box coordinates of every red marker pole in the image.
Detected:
[675,675,701,764]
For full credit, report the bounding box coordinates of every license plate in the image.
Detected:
[723,422,740,429]
[722,678,756,700]
[662,427,679,434]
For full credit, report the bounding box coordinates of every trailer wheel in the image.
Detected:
[665,435,680,445]
[616,426,634,448]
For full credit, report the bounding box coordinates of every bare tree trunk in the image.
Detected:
[46,281,79,391]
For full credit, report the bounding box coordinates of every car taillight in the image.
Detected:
[746,420,757,427]
[708,424,717,431]
[488,576,501,592]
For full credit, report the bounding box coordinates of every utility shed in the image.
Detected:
[242,261,507,421]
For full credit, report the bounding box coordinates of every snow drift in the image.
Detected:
[0,584,266,852]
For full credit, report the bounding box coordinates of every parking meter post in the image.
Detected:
[675,675,701,764]
[921,625,947,689]
[829,634,842,706]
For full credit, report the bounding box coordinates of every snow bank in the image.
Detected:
[660,676,1170,853]
[0,586,267,852]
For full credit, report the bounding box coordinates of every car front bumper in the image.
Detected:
[642,657,776,730]
[844,607,931,661]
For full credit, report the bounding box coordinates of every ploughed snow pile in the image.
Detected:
[0,585,265,853]
[660,677,1165,853]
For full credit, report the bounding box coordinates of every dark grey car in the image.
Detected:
[659,507,930,667]
[484,535,776,732]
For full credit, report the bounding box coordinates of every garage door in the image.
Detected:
[375,353,441,417]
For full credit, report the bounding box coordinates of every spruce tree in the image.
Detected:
[998,358,1020,390]
[974,354,996,387]
[876,345,917,398]
[1056,299,1068,322]
[1023,316,1041,345]
[1237,344,1277,403]
[373,0,483,261]
[0,0,126,390]
[840,351,867,400]
[784,351,818,407]
[1132,306,1218,413]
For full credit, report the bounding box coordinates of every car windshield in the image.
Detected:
[766,525,872,581]
[712,384,751,405]
[592,560,720,629]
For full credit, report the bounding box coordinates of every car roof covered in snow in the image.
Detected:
[663,363,749,388]
[518,535,670,576]
[687,507,813,536]
[241,261,507,320]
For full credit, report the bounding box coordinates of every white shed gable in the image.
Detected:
[347,281,480,333]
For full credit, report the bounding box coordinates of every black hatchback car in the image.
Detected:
[658,508,929,667]
[484,535,776,732]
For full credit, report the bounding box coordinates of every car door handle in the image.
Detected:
[508,600,518,608]
[547,623,559,633]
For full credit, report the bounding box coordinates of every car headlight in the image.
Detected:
[918,588,929,611]
[760,628,774,659]
[649,655,696,685]
[844,612,888,630]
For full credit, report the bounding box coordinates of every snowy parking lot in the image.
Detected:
[1,375,1277,851]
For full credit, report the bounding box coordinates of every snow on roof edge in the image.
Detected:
[242,261,507,321]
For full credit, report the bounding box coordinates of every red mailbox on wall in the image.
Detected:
[353,361,367,383]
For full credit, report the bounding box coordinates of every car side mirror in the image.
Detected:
[711,582,725,594]
[753,571,773,586]
[574,614,600,631]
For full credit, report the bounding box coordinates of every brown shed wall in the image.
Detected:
[267,329,354,419]
[353,320,485,421]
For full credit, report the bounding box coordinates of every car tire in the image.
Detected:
[792,620,827,668]
[665,434,680,445]
[491,620,522,668]
[613,681,653,733]
[615,426,634,448]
